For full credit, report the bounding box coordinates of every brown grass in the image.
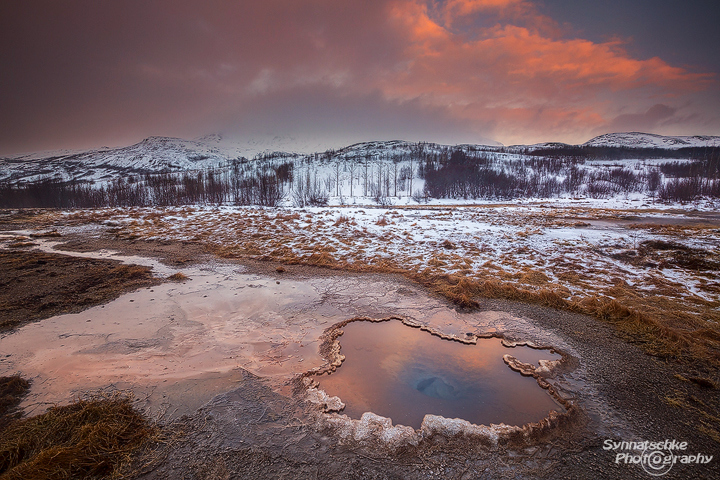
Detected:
[406,270,715,363]
[0,393,156,480]
[275,212,301,221]
[7,242,37,249]
[0,376,30,430]
[333,215,350,226]
[28,231,62,238]
[167,272,189,282]
[611,240,720,272]
[663,390,720,444]
[306,251,337,267]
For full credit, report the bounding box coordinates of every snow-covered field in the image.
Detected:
[64,203,716,297]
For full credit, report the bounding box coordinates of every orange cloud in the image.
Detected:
[378,0,714,143]
[3,0,716,152]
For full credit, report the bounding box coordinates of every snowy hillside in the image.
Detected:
[583,132,720,149]
[1,132,718,209]
[3,132,720,185]
[0,137,236,183]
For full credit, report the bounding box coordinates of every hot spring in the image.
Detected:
[315,319,564,429]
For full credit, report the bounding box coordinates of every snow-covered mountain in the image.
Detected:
[196,133,345,159]
[582,132,720,149]
[1,132,719,184]
[0,137,237,183]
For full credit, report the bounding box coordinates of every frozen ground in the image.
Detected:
[55,202,719,311]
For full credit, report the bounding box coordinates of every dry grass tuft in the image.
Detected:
[275,212,301,221]
[167,272,189,282]
[306,251,337,267]
[0,376,30,430]
[28,231,62,238]
[688,377,717,389]
[7,242,37,249]
[0,393,157,480]
[333,215,350,226]
[375,216,389,226]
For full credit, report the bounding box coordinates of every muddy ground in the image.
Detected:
[1,223,718,478]
[0,249,159,332]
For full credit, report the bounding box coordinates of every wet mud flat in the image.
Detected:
[0,248,158,332]
[1,229,719,478]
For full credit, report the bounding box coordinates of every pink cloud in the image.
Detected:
[0,0,717,153]
[372,1,715,143]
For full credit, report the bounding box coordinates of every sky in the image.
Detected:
[1,0,719,155]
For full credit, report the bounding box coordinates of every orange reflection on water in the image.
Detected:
[316,320,562,429]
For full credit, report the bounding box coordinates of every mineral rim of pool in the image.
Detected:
[315,320,564,430]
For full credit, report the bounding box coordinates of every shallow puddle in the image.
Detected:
[315,320,563,429]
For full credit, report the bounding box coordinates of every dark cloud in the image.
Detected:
[0,1,718,154]
[604,104,677,133]
[538,0,720,73]
[221,85,485,146]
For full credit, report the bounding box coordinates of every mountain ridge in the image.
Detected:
[2,132,719,184]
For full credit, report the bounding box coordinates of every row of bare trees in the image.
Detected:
[2,146,718,208]
[420,149,720,201]
[0,164,291,208]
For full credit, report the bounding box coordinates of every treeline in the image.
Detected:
[421,149,720,202]
[422,150,581,199]
[0,163,293,208]
[2,147,720,208]
[525,145,720,161]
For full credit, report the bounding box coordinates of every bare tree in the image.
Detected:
[647,169,662,203]
[363,158,370,197]
[393,162,398,197]
[349,162,355,198]
[335,160,341,197]
[408,156,414,196]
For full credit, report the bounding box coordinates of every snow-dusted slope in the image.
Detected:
[583,132,720,149]
[198,134,344,158]
[0,137,237,183]
[2,132,718,184]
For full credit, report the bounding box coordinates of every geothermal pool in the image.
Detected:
[315,320,563,429]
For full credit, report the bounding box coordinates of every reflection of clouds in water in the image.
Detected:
[400,351,482,402]
[323,320,562,428]
[378,324,498,397]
